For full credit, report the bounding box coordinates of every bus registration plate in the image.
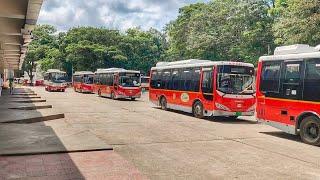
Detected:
[236,112,242,116]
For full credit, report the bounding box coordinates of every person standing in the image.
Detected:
[9,78,14,95]
[0,74,3,97]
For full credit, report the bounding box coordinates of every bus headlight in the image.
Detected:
[215,103,230,111]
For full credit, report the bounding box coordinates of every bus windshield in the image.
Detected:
[84,75,94,84]
[119,73,140,87]
[51,73,67,83]
[217,65,254,95]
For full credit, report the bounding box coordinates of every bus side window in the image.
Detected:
[201,70,213,94]
[181,68,192,91]
[162,70,171,89]
[172,69,180,90]
[192,68,201,92]
[260,61,281,96]
[303,58,320,101]
[150,70,159,89]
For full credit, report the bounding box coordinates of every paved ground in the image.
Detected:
[0,88,144,179]
[16,86,318,180]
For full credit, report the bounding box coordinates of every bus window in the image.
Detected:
[303,59,320,101]
[201,68,213,100]
[171,69,180,90]
[181,68,192,91]
[150,71,159,89]
[162,70,171,89]
[282,61,303,99]
[260,61,281,94]
[192,68,201,92]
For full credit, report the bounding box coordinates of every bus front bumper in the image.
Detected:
[116,94,141,99]
[212,110,254,117]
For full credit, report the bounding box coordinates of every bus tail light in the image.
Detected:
[215,103,230,111]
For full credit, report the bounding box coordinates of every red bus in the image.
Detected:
[93,68,141,100]
[149,59,255,119]
[44,69,68,92]
[256,44,320,146]
[73,71,94,93]
[141,76,150,90]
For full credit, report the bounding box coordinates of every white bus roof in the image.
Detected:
[151,59,254,70]
[73,71,94,76]
[95,68,140,74]
[45,69,66,74]
[260,44,320,62]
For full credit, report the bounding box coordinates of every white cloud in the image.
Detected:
[38,0,209,32]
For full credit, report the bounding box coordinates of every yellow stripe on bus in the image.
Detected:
[259,96,320,105]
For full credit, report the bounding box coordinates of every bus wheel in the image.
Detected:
[131,98,136,101]
[98,90,101,97]
[300,116,320,146]
[193,101,204,119]
[160,97,167,110]
[62,89,65,92]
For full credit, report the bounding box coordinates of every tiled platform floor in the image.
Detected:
[0,151,146,180]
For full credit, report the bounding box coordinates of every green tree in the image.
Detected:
[272,0,320,45]
[166,0,274,64]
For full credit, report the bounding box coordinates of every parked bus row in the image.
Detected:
[43,44,320,146]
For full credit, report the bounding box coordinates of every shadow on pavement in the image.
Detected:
[152,107,257,124]
[0,88,86,179]
[259,131,301,142]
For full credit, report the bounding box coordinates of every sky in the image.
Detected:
[38,0,209,32]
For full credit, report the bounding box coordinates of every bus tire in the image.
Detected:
[300,116,320,146]
[131,98,136,101]
[160,96,167,110]
[98,89,101,97]
[193,101,204,119]
[62,89,65,92]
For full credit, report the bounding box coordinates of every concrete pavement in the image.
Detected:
[25,86,320,179]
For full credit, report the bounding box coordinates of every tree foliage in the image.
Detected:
[166,0,274,64]
[272,0,320,45]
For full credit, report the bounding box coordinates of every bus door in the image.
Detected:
[201,67,214,103]
[259,61,282,122]
[113,74,118,91]
[279,60,304,124]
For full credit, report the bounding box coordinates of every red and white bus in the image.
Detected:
[141,76,150,90]
[44,69,68,92]
[73,71,94,93]
[93,68,141,100]
[149,59,255,118]
[256,44,320,146]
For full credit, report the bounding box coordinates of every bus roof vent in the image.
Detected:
[274,44,318,55]
[96,68,124,72]
[47,69,65,73]
[156,59,211,67]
